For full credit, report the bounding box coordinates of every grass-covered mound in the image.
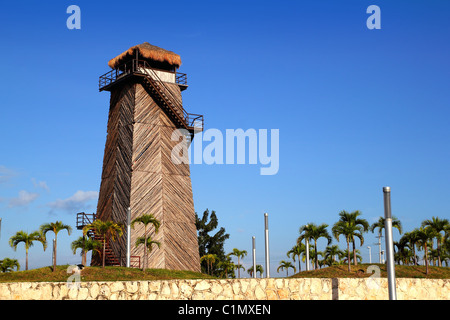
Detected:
[0,265,214,283]
[290,263,450,279]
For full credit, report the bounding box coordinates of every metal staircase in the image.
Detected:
[75,212,120,267]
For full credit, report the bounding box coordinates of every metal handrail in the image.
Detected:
[99,59,202,131]
[130,256,140,269]
[99,61,188,90]
[176,72,187,85]
[76,212,96,229]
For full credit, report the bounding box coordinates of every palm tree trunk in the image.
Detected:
[437,239,442,267]
[143,225,148,272]
[82,249,86,266]
[424,244,429,275]
[102,238,106,268]
[237,257,241,278]
[352,239,357,266]
[26,248,29,271]
[53,236,57,272]
[314,240,318,270]
[346,240,351,272]
[82,236,86,266]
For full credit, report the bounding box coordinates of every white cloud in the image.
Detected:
[0,165,16,183]
[31,178,50,192]
[8,190,40,207]
[47,190,99,214]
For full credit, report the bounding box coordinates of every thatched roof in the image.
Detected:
[108,42,181,69]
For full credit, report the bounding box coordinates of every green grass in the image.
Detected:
[0,265,215,283]
[290,264,450,279]
[2,264,449,283]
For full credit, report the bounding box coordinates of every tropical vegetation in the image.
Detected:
[2,207,449,280]
[131,214,161,272]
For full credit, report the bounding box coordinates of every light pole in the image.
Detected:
[383,186,397,300]
[126,207,131,268]
[264,213,270,278]
[305,224,310,271]
[252,236,256,278]
[367,246,372,264]
[376,234,382,263]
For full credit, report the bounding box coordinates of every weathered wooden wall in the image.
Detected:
[95,79,200,272]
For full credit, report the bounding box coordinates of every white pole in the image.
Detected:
[378,235,382,263]
[383,186,397,300]
[305,224,310,271]
[367,246,372,264]
[305,238,310,271]
[126,207,131,268]
[252,236,256,278]
[264,213,270,278]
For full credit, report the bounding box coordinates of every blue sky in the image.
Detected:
[0,1,449,276]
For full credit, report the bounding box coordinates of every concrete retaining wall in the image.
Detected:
[0,278,448,300]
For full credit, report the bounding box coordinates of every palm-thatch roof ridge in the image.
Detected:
[108,42,182,69]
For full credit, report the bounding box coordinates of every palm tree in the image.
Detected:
[247,264,263,278]
[277,260,296,277]
[228,248,247,278]
[83,220,123,268]
[332,221,363,272]
[395,237,414,265]
[336,210,369,266]
[0,258,20,272]
[135,236,161,269]
[287,243,306,272]
[421,216,449,267]
[217,258,235,278]
[342,249,362,264]
[71,236,102,266]
[131,214,161,271]
[200,254,218,275]
[370,216,403,262]
[234,264,246,278]
[324,245,344,265]
[40,221,72,272]
[414,227,433,274]
[255,264,264,278]
[401,231,420,265]
[9,230,47,270]
[298,223,332,270]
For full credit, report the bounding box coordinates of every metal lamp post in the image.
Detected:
[126,207,131,268]
[252,236,256,278]
[305,224,310,271]
[367,246,372,264]
[264,213,270,278]
[383,186,397,300]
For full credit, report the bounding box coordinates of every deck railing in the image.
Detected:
[76,212,96,230]
[99,60,187,90]
[99,59,202,132]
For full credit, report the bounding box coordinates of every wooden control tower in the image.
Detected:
[95,42,203,271]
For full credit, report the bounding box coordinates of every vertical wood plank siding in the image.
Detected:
[95,80,200,271]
